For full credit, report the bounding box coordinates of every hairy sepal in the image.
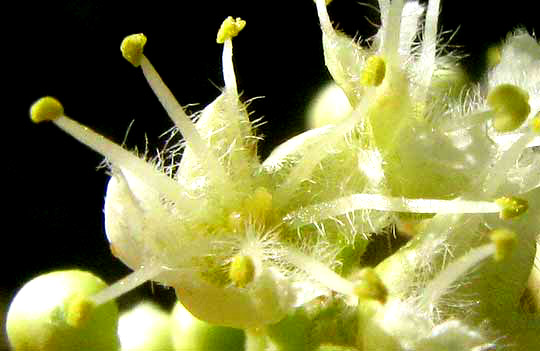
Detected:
[177,92,260,199]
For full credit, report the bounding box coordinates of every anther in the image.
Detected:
[30,97,64,123]
[121,33,147,67]
[495,196,528,220]
[229,255,256,288]
[216,17,246,44]
[361,56,386,87]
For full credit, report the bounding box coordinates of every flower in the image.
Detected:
[25,0,540,349]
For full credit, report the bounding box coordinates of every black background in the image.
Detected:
[3,0,539,348]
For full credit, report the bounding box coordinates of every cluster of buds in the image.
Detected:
[7,0,540,350]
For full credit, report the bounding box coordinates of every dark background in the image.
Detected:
[3,0,539,348]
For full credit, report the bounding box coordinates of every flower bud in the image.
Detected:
[6,270,119,351]
[171,302,244,351]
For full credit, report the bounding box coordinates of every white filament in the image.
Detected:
[285,194,501,226]
[139,56,229,184]
[90,264,166,306]
[222,39,238,95]
[53,116,193,209]
[419,243,495,314]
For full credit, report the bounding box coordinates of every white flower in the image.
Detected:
[28,0,540,349]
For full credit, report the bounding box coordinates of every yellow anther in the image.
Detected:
[489,228,517,261]
[65,294,96,328]
[229,255,256,288]
[487,84,530,132]
[495,196,529,220]
[353,268,388,304]
[121,33,147,67]
[216,17,246,44]
[30,97,64,123]
[531,111,540,134]
[361,56,386,87]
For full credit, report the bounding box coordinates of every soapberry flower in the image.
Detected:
[10,0,540,350]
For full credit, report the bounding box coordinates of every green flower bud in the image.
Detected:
[118,302,173,351]
[307,83,352,129]
[171,302,244,351]
[6,270,119,351]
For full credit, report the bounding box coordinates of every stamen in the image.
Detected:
[420,243,496,313]
[222,41,237,95]
[361,56,386,87]
[420,228,516,313]
[120,35,229,185]
[284,194,500,226]
[216,16,246,43]
[90,264,166,306]
[30,98,192,208]
[495,196,528,220]
[229,254,256,288]
[30,96,64,123]
[120,33,147,67]
[217,17,246,96]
